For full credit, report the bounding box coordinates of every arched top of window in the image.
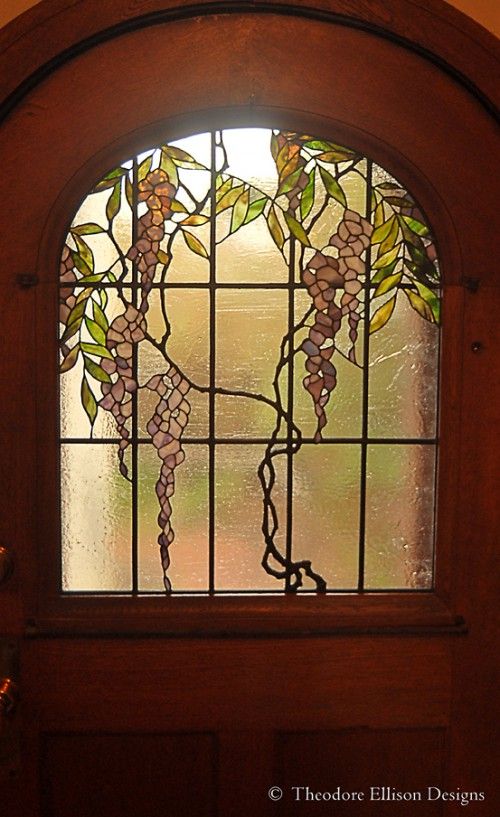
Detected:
[59,127,440,595]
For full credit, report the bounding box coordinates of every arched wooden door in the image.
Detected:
[0,2,498,815]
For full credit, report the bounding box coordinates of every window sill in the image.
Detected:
[29,592,466,637]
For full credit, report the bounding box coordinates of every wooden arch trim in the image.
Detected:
[0,0,499,123]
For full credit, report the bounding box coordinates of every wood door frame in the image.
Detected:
[0,1,497,635]
[0,5,498,812]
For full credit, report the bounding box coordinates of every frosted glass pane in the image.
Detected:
[138,289,209,438]
[294,290,363,438]
[215,444,286,590]
[365,445,436,589]
[215,290,288,437]
[61,444,132,590]
[217,216,287,283]
[60,288,132,439]
[139,444,208,591]
[293,445,360,589]
[369,295,439,438]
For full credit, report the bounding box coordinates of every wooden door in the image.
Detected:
[0,3,498,815]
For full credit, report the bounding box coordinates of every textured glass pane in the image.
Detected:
[365,445,436,589]
[369,295,439,438]
[215,444,286,590]
[139,444,208,591]
[61,444,132,590]
[294,290,363,438]
[215,289,288,438]
[293,445,360,589]
[60,288,132,439]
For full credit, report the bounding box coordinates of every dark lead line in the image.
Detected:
[358,158,373,592]
[285,238,296,592]
[208,131,217,594]
[131,157,139,595]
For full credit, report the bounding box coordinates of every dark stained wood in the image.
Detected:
[0,2,498,816]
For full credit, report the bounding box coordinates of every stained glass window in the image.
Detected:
[59,128,440,594]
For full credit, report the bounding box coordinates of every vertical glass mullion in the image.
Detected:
[208,131,217,593]
[131,158,139,594]
[358,158,373,591]
[285,238,296,592]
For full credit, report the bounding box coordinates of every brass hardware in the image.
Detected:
[0,546,13,586]
[0,679,19,715]
[471,341,483,353]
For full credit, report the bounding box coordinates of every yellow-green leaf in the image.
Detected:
[181,214,209,226]
[73,235,94,272]
[182,229,209,259]
[215,177,233,203]
[84,356,112,383]
[72,223,104,236]
[267,206,285,250]
[138,155,153,181]
[413,282,440,323]
[216,184,245,214]
[92,300,109,332]
[159,152,178,186]
[371,215,396,245]
[230,189,250,233]
[300,169,315,221]
[374,271,403,297]
[243,197,266,225]
[80,342,114,359]
[157,249,169,265]
[379,216,400,255]
[403,216,429,237]
[372,244,400,269]
[60,344,80,373]
[170,199,188,213]
[81,377,97,425]
[284,212,311,247]
[85,316,106,346]
[319,167,347,207]
[369,294,397,334]
[106,182,121,222]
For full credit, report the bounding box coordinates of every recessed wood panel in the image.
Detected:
[40,732,216,817]
[274,728,446,815]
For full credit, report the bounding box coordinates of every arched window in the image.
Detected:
[59,126,440,595]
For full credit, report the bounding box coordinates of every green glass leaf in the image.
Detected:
[371,259,398,285]
[170,199,188,213]
[181,214,209,226]
[60,320,81,345]
[369,294,397,334]
[163,145,206,169]
[270,132,280,161]
[91,167,127,193]
[317,149,356,163]
[138,154,153,181]
[81,377,97,426]
[414,281,440,323]
[373,201,385,229]
[72,223,104,236]
[84,356,112,383]
[216,184,245,214]
[277,166,302,196]
[371,215,396,245]
[80,342,114,359]
[60,344,80,373]
[157,249,169,265]
[215,177,233,203]
[159,152,179,186]
[106,182,121,222]
[182,229,209,259]
[125,175,133,209]
[382,195,414,209]
[404,289,435,323]
[74,235,94,272]
[319,166,347,207]
[373,271,403,297]
[402,215,429,237]
[71,251,91,277]
[276,142,295,175]
[99,289,108,309]
[300,169,315,221]
[230,189,250,233]
[284,212,311,247]
[267,206,285,250]
[78,273,106,284]
[66,299,87,328]
[85,316,106,346]
[372,244,400,270]
[243,197,266,225]
[379,216,400,255]
[92,300,109,332]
